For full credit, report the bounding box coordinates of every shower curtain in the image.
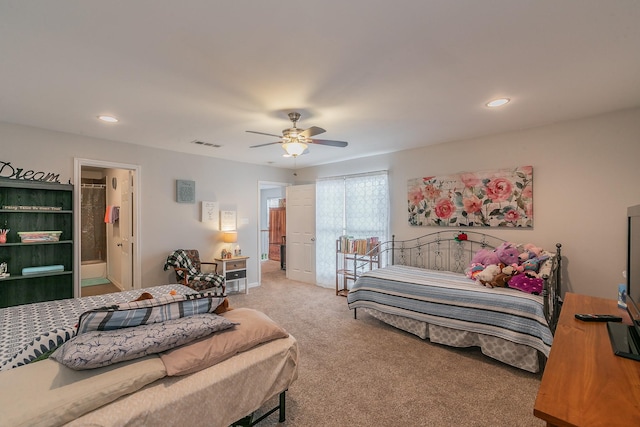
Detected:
[81,185,107,262]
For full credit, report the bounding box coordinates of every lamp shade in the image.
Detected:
[222,231,237,243]
[282,141,307,157]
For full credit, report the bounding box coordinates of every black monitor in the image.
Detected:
[607,204,640,361]
[627,204,640,303]
[607,293,640,360]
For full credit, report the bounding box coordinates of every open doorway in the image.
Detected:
[257,181,289,284]
[74,159,141,297]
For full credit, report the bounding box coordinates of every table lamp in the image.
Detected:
[222,231,237,258]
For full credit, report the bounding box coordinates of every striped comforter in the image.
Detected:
[347,265,553,356]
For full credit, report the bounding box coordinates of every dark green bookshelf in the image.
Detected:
[0,178,74,308]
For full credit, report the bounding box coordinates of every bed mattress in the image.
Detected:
[66,334,299,427]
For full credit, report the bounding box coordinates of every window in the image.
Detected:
[316,171,389,286]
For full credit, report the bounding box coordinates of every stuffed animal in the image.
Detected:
[495,242,520,266]
[489,272,512,288]
[471,248,500,267]
[466,263,485,280]
[521,254,550,278]
[519,243,544,262]
[476,264,502,288]
[509,273,543,295]
[523,243,543,256]
[132,292,154,302]
[214,297,234,314]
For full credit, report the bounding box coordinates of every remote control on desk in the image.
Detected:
[574,313,623,322]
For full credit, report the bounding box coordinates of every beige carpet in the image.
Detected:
[227,261,545,426]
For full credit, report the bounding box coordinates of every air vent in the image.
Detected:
[191,140,221,148]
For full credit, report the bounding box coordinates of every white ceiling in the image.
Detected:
[1,1,639,169]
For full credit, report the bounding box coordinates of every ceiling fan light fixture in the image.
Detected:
[282,141,307,157]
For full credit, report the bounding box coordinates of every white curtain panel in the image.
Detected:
[315,171,389,287]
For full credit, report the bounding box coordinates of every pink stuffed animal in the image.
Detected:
[495,242,520,266]
[471,248,500,267]
[519,243,544,262]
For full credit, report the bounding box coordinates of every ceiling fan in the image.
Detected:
[247,112,348,157]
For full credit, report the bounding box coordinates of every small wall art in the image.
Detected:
[176,180,196,204]
[202,201,219,226]
[220,210,237,231]
[407,166,533,228]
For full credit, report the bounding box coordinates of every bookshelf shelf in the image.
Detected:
[335,236,380,297]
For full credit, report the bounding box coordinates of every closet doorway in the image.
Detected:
[74,159,141,298]
[258,181,289,283]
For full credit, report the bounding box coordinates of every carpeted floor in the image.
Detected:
[227,261,545,426]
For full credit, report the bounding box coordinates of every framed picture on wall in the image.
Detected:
[176,180,196,204]
[220,210,237,231]
[202,201,219,226]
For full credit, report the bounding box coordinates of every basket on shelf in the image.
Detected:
[18,231,62,243]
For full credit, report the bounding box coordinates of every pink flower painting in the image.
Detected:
[407,166,533,227]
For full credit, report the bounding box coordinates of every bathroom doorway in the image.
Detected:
[74,159,141,297]
[258,181,289,284]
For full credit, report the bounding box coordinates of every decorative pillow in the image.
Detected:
[52,313,237,370]
[77,293,226,334]
[0,327,76,371]
[160,308,289,376]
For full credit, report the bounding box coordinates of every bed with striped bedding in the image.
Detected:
[346,231,561,373]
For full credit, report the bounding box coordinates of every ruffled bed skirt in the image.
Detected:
[362,308,541,373]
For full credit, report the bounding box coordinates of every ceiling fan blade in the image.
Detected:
[299,126,326,138]
[309,139,348,148]
[249,141,282,148]
[246,130,283,138]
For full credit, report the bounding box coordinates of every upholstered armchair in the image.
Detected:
[163,249,226,295]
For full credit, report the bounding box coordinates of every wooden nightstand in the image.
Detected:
[214,256,249,294]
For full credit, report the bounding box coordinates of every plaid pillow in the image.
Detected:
[77,293,226,335]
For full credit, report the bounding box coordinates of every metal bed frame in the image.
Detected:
[351,230,562,333]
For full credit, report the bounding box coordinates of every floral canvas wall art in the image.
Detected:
[408,166,533,227]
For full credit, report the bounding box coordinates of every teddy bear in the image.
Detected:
[476,264,503,288]
[214,297,234,314]
[495,242,521,266]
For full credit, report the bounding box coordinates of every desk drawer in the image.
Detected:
[227,260,246,270]
[226,270,246,280]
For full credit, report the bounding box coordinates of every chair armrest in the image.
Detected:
[201,261,219,273]
[172,267,190,286]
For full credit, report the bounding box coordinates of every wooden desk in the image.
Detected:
[534,292,640,426]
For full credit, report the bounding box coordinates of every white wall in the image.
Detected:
[295,108,640,300]
[3,107,639,299]
[0,122,294,289]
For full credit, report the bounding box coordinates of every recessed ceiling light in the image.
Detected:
[97,115,119,123]
[486,98,510,108]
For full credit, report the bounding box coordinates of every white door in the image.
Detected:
[119,172,133,289]
[286,184,316,284]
